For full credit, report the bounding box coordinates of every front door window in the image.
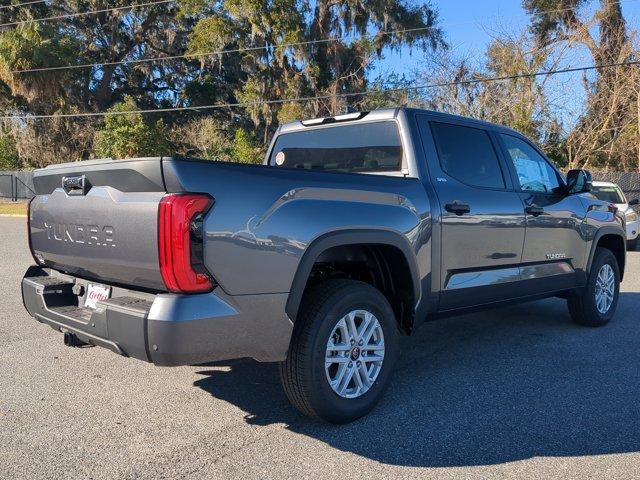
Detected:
[500,134,561,194]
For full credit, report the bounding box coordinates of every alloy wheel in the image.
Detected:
[324,309,385,399]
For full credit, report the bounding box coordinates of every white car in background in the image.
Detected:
[591,181,639,251]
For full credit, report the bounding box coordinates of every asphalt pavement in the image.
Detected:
[1,215,639,479]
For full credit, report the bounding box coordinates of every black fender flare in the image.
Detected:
[285,229,421,322]
[586,226,626,279]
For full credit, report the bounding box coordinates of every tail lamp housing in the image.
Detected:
[158,193,214,293]
[27,197,42,265]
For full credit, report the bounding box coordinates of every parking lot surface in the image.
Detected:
[1,215,639,479]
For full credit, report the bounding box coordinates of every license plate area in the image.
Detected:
[84,283,112,309]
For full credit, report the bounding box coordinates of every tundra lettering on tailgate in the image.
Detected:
[43,222,116,247]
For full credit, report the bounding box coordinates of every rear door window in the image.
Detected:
[269,121,403,173]
[430,122,506,189]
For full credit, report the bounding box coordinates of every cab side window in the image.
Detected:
[500,134,561,194]
[431,122,506,189]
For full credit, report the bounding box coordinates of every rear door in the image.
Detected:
[497,133,586,291]
[417,116,526,310]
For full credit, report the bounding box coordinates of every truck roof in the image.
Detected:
[278,107,523,136]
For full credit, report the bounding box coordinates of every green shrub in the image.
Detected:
[0,136,20,170]
[94,97,172,159]
[231,128,263,164]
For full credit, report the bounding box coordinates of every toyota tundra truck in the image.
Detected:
[22,108,627,423]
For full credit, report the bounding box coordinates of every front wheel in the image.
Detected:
[568,247,620,327]
[280,279,400,424]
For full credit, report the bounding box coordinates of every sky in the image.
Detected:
[373,0,640,126]
[381,0,640,70]
[437,0,639,62]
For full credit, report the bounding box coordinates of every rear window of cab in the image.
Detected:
[269,121,403,173]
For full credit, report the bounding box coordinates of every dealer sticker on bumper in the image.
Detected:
[84,283,111,309]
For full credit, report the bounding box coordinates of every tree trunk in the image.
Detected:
[599,0,626,63]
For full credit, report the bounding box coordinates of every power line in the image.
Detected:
[2,60,639,121]
[0,0,47,10]
[0,0,173,28]
[6,0,640,75]
[8,25,460,74]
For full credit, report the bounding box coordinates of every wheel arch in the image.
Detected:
[286,229,421,331]
[587,228,626,281]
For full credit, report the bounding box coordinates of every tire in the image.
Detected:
[279,279,400,424]
[568,247,620,327]
[627,238,638,251]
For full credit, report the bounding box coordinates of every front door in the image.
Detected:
[497,133,586,292]
[418,117,527,310]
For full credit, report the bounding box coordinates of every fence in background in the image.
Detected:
[0,169,639,207]
[0,171,35,200]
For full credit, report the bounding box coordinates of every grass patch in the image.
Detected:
[0,202,27,216]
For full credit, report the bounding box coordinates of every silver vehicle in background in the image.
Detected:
[591,181,639,251]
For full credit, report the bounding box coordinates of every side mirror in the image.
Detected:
[566,169,592,194]
[629,198,639,206]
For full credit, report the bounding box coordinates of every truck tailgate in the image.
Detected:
[29,158,167,291]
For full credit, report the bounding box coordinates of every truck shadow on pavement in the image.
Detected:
[193,292,640,467]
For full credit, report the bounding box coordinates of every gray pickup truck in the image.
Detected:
[22,108,626,423]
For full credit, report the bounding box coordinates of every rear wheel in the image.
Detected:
[280,279,400,424]
[568,247,620,327]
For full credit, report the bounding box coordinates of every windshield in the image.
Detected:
[269,121,403,173]
[591,185,626,204]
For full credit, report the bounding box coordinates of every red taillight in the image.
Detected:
[158,193,214,293]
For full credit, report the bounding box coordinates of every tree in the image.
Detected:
[0,1,195,113]
[421,30,565,161]
[172,117,235,160]
[0,0,446,164]
[0,1,197,163]
[524,0,638,170]
[171,117,263,163]
[184,0,446,143]
[231,128,263,164]
[524,0,627,81]
[94,97,172,158]
[559,41,639,171]
[0,135,20,170]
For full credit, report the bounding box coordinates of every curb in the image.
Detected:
[0,214,27,218]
